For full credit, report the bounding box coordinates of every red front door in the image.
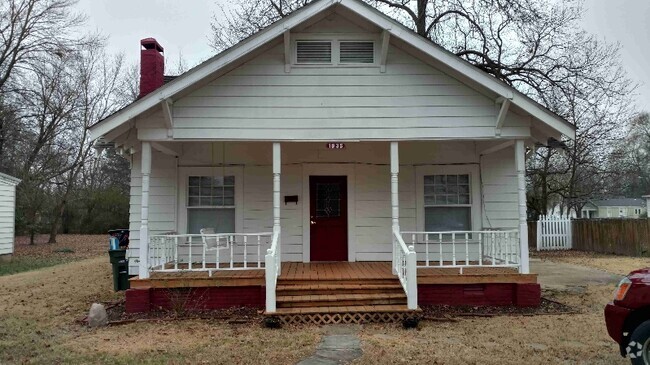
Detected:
[309,176,348,261]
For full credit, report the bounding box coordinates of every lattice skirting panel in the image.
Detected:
[269,310,422,326]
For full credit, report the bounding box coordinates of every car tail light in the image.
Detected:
[614,277,632,301]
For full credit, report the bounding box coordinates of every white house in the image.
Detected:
[0,173,21,259]
[89,0,575,321]
[581,199,647,219]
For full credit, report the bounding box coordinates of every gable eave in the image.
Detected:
[90,0,575,141]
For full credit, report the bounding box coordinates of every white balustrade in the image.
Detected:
[392,227,418,310]
[264,229,281,313]
[402,230,521,270]
[148,232,272,276]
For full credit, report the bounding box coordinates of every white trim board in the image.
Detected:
[301,163,357,262]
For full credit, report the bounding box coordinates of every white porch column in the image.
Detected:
[390,142,399,229]
[515,139,530,274]
[273,142,281,267]
[139,141,152,279]
[390,142,399,273]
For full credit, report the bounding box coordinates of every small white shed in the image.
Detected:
[0,173,20,258]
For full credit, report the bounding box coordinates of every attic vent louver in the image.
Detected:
[340,41,374,64]
[296,41,332,63]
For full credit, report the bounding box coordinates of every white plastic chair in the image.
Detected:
[200,227,230,269]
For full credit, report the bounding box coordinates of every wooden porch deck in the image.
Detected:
[131,262,536,289]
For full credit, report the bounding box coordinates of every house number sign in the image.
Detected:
[326,143,346,149]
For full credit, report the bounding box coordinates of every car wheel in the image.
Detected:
[628,320,650,364]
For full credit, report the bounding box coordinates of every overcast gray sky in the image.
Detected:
[75,0,649,111]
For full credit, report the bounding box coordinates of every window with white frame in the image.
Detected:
[187,176,235,234]
[423,174,471,231]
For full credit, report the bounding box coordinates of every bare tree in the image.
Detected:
[46,46,128,243]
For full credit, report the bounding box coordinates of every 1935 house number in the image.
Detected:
[326,143,345,149]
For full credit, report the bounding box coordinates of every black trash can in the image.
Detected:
[108,249,130,291]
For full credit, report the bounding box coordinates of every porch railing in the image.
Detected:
[264,229,281,313]
[401,230,521,272]
[392,227,418,310]
[148,232,273,276]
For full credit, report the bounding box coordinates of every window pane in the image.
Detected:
[187,208,235,234]
[223,186,234,197]
[424,174,470,206]
[189,176,200,186]
[425,207,471,231]
[459,194,470,204]
[187,175,235,207]
[316,183,341,217]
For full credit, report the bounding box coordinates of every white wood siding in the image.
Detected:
[0,183,17,256]
[481,146,518,229]
[126,141,519,273]
[134,15,531,141]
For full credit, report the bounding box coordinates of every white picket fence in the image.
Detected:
[536,215,573,250]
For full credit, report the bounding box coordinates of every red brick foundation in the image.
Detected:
[126,283,540,313]
[125,286,265,313]
[418,283,541,307]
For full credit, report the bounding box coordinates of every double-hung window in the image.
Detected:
[186,176,235,234]
[423,174,471,232]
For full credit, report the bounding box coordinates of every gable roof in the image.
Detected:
[89,0,576,140]
[0,172,21,186]
[591,199,646,207]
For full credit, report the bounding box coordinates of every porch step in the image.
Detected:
[277,292,407,308]
[277,283,404,296]
[278,278,398,286]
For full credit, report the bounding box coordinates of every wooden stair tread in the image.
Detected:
[277,292,405,303]
[267,304,420,315]
[277,283,402,290]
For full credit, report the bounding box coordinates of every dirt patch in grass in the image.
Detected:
[533,250,649,276]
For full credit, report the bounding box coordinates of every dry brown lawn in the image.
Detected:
[0,239,633,364]
[533,250,650,276]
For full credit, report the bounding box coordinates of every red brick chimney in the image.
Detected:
[139,38,164,98]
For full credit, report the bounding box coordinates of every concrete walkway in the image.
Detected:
[530,258,621,293]
[297,325,362,365]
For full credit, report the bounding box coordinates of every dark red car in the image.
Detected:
[605,268,650,364]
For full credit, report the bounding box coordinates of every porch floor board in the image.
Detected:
[132,261,536,289]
